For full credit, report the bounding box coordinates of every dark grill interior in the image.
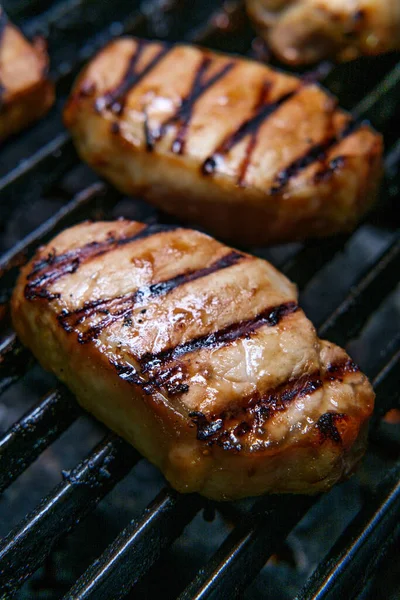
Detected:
[0,1,399,599]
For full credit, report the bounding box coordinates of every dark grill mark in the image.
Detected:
[248,373,323,428]
[139,301,299,373]
[189,412,224,440]
[95,40,171,115]
[0,10,8,108]
[237,82,272,186]
[270,119,360,194]
[314,155,346,183]
[325,358,359,381]
[188,358,356,452]
[316,412,347,444]
[166,57,235,155]
[111,360,189,396]
[144,56,235,154]
[201,86,299,179]
[25,224,177,301]
[59,250,244,343]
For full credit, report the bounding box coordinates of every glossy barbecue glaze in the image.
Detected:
[246,0,400,64]
[64,38,383,246]
[0,8,54,142]
[12,220,375,499]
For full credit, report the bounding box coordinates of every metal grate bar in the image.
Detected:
[63,489,203,600]
[0,182,107,276]
[318,236,400,344]
[0,331,33,395]
[0,387,81,492]
[295,462,400,600]
[370,348,400,424]
[178,495,315,600]
[352,61,400,123]
[0,435,139,596]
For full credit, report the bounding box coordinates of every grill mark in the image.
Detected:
[145,56,235,154]
[110,360,189,397]
[248,373,323,428]
[325,358,359,381]
[60,250,245,343]
[139,301,299,373]
[237,82,272,187]
[95,41,171,115]
[188,358,356,452]
[167,57,235,155]
[0,10,8,108]
[316,412,347,444]
[25,224,177,301]
[314,155,346,183]
[201,86,300,177]
[270,119,360,194]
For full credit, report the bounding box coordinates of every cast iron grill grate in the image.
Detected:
[0,1,399,599]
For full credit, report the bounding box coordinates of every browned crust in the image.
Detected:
[0,28,54,142]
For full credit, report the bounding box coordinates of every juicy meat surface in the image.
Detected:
[0,8,54,142]
[12,220,375,500]
[63,38,382,246]
[246,0,400,64]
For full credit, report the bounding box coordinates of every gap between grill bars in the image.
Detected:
[0,0,399,599]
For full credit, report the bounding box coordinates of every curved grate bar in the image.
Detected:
[0,330,33,395]
[318,236,400,344]
[0,434,139,597]
[371,347,400,424]
[178,495,315,600]
[0,181,107,276]
[0,387,81,492]
[63,488,203,600]
[294,462,400,600]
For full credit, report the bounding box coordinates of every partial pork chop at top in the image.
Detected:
[12,220,374,500]
[64,38,383,246]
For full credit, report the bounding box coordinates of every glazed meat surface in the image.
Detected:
[0,8,54,142]
[64,38,382,246]
[246,0,400,64]
[12,220,374,500]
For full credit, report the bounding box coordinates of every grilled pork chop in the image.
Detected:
[0,8,54,142]
[63,38,382,246]
[246,0,400,65]
[12,220,374,499]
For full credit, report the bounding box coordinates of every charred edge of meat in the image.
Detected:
[24,224,179,301]
[139,301,299,372]
[270,119,361,194]
[189,360,356,452]
[314,155,346,183]
[325,358,359,381]
[0,9,8,108]
[58,250,245,342]
[202,86,300,177]
[110,359,188,396]
[95,41,171,115]
[316,412,347,444]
